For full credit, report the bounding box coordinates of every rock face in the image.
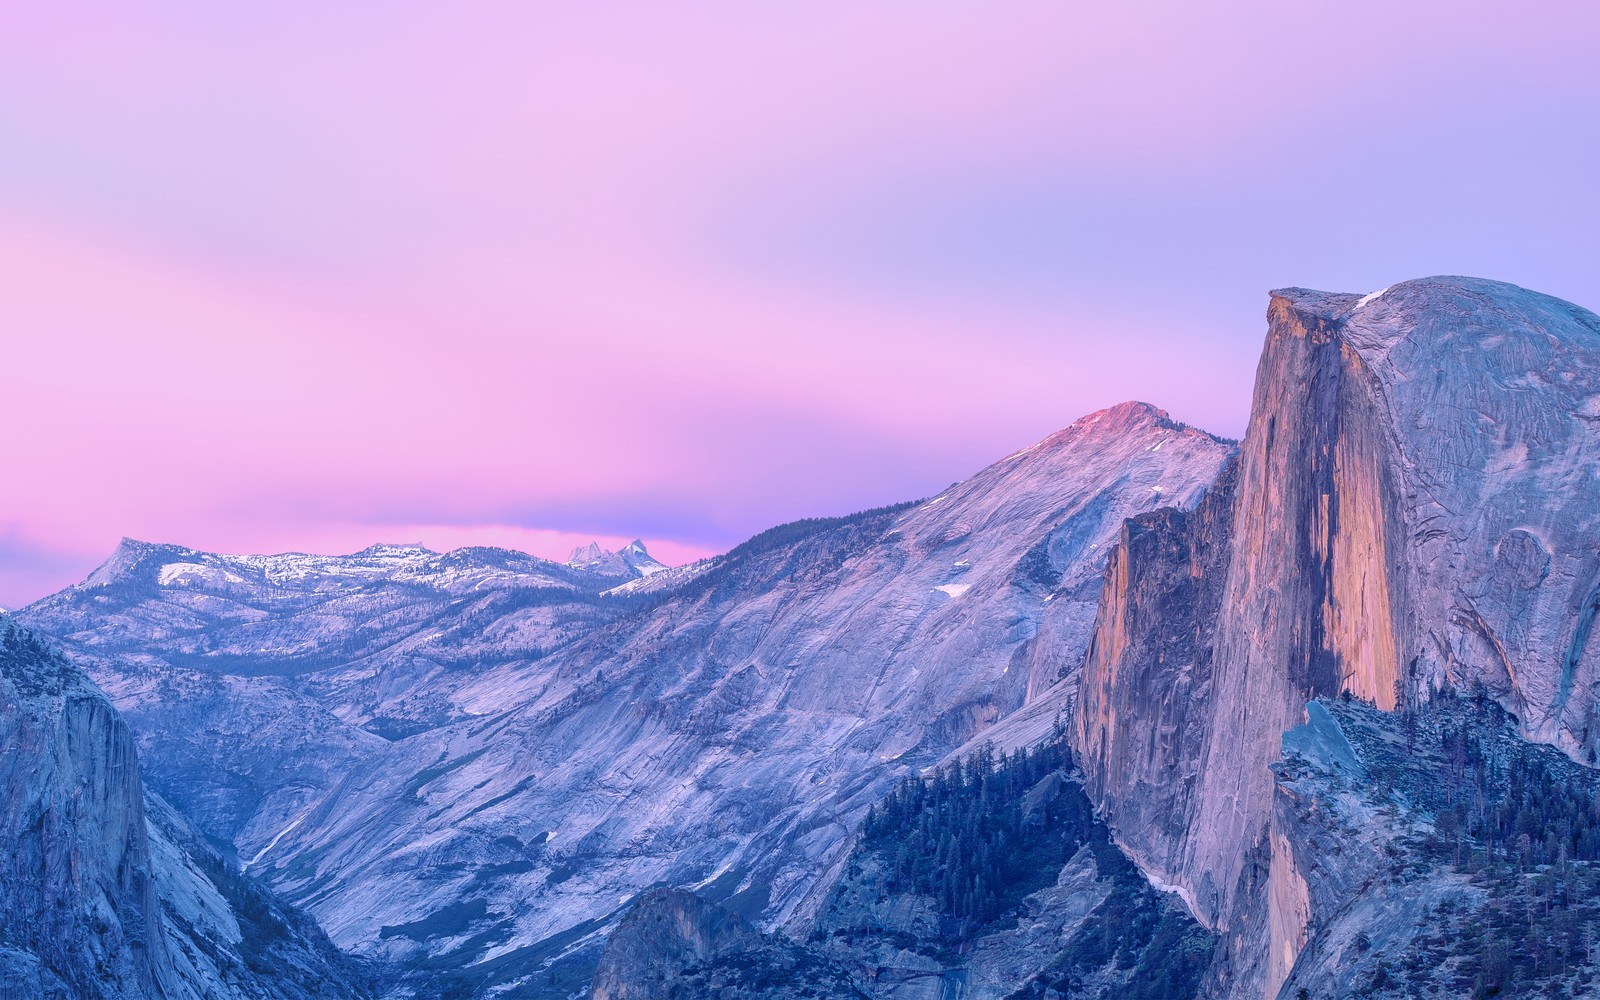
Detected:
[0,620,371,999]
[1071,277,1600,996]
[22,403,1231,993]
[0,622,169,998]
[1268,694,1600,1000]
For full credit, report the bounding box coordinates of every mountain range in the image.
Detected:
[8,275,1600,998]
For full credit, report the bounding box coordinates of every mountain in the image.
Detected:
[1072,277,1600,997]
[21,402,1232,995]
[24,274,1600,999]
[17,538,673,864]
[567,540,669,579]
[0,619,371,998]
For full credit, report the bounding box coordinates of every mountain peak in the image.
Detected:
[1078,400,1172,430]
[79,537,194,590]
[352,542,435,558]
[565,539,667,578]
[566,542,608,566]
[1056,400,1231,449]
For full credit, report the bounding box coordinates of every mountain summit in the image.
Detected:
[566,538,668,577]
[16,276,1600,999]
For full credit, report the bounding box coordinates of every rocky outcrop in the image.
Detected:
[590,888,866,1000]
[1072,453,1239,920]
[810,737,1213,1000]
[0,622,173,998]
[1269,694,1600,1000]
[1070,277,1600,996]
[0,620,372,999]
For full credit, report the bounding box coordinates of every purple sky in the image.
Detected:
[2,3,1598,607]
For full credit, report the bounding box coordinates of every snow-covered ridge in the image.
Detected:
[87,536,674,599]
[22,534,691,759]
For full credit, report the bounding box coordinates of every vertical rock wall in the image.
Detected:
[1069,277,1600,998]
[0,628,173,998]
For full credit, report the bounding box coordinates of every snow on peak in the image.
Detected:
[567,542,607,566]
[566,539,668,578]
[621,540,667,577]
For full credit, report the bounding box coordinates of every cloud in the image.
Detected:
[0,2,1595,606]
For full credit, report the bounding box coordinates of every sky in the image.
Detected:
[1,2,1598,607]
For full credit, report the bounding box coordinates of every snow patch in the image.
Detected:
[158,562,247,588]
[1351,286,1391,312]
[242,812,310,871]
[932,583,971,598]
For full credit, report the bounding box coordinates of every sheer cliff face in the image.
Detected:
[0,623,373,1000]
[1335,279,1600,749]
[0,626,170,999]
[1072,276,1600,996]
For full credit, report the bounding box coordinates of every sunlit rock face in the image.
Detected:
[1072,276,1600,996]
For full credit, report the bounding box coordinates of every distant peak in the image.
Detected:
[566,539,667,577]
[112,536,190,557]
[353,543,434,557]
[1082,400,1171,426]
[81,537,195,590]
[567,542,607,565]
[1070,401,1225,443]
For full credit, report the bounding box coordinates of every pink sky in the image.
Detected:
[2,2,1598,606]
